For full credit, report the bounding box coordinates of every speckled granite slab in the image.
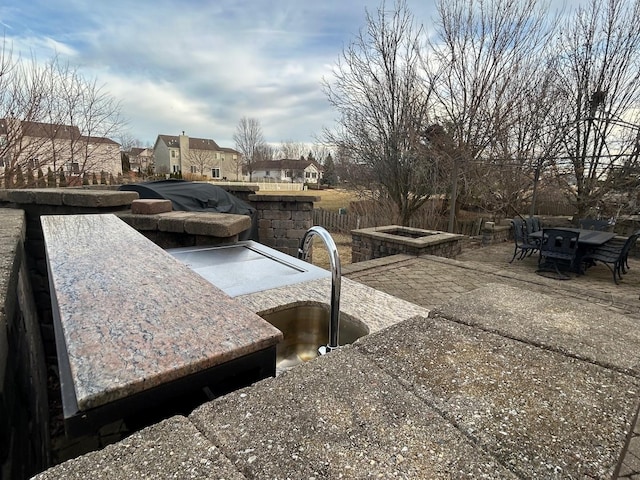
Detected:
[41,214,282,415]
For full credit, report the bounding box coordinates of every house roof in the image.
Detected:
[128,147,153,157]
[85,135,120,145]
[24,121,83,140]
[157,134,239,154]
[252,158,324,172]
[219,147,239,155]
[0,118,118,145]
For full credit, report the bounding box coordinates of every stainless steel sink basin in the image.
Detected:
[259,304,369,373]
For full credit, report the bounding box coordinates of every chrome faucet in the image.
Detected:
[298,226,341,355]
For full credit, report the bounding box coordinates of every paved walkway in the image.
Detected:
[343,242,640,314]
[342,241,640,479]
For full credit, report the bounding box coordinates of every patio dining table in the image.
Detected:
[528,228,617,274]
[527,228,616,248]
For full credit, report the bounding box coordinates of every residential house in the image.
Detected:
[127,147,154,174]
[251,158,324,184]
[0,118,121,182]
[153,132,240,180]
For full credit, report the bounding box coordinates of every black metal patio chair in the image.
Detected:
[582,230,640,284]
[537,228,580,280]
[509,218,538,263]
[531,216,542,232]
[524,217,542,247]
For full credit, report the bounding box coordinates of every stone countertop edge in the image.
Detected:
[31,416,246,480]
[41,213,282,412]
[237,276,430,333]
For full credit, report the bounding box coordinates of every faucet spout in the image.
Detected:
[298,226,341,354]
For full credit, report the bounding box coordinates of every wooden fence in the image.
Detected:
[313,208,484,237]
[531,200,575,216]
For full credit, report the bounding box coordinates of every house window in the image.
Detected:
[286,170,292,178]
[305,172,310,179]
[312,172,317,179]
[27,157,42,169]
[265,170,270,176]
[173,165,180,173]
[70,162,80,174]
[171,150,177,158]
[190,165,197,174]
[212,167,220,178]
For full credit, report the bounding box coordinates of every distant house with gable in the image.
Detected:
[127,147,154,174]
[153,132,240,180]
[0,118,121,182]
[251,158,324,184]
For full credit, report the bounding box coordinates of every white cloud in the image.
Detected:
[0,0,443,147]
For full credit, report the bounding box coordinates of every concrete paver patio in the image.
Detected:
[342,240,640,479]
[343,241,640,315]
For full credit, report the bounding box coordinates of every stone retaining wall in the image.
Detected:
[481,223,512,245]
[0,210,49,479]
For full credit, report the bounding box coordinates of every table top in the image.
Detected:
[528,228,616,246]
[41,214,283,416]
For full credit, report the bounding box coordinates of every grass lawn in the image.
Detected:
[306,232,353,269]
[258,187,358,212]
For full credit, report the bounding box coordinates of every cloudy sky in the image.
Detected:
[1,0,578,150]
[0,0,432,148]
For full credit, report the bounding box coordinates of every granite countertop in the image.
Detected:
[237,275,430,333]
[41,214,282,414]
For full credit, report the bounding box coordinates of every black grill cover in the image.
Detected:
[119,179,257,240]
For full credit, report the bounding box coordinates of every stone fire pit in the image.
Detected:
[351,225,465,263]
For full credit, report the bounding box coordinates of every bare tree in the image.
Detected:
[425,0,555,228]
[475,57,567,218]
[0,40,51,186]
[118,133,141,152]
[0,48,125,187]
[233,117,265,181]
[309,143,334,164]
[185,149,216,177]
[255,143,277,161]
[323,0,439,225]
[278,140,307,160]
[550,0,640,219]
[44,57,125,179]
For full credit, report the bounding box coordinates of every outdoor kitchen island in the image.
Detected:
[34,214,640,479]
[41,213,283,436]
